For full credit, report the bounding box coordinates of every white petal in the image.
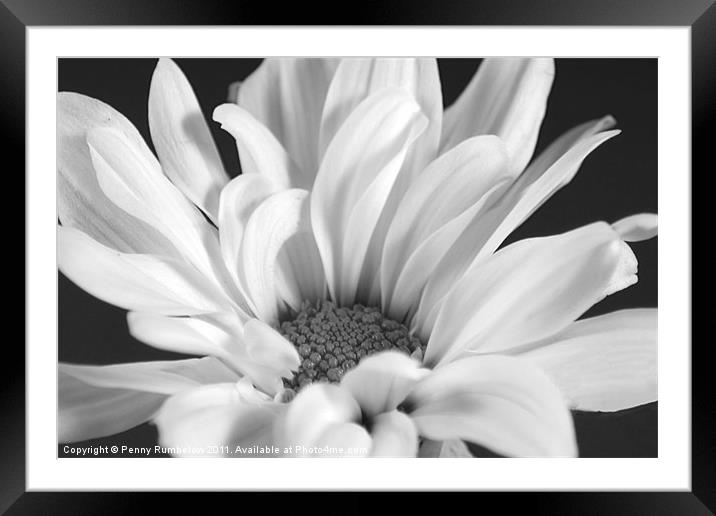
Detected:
[148,58,229,222]
[154,383,283,457]
[519,309,657,411]
[381,135,511,317]
[407,355,577,457]
[58,356,237,442]
[236,58,339,178]
[340,351,428,418]
[213,102,308,188]
[59,371,166,442]
[311,88,427,305]
[319,59,443,305]
[281,384,361,452]
[57,92,178,256]
[613,213,658,242]
[218,173,280,313]
[87,126,222,281]
[239,189,323,324]
[369,411,418,457]
[415,119,619,332]
[440,58,555,175]
[319,58,442,173]
[242,319,301,376]
[58,226,230,316]
[424,223,638,366]
[312,422,373,457]
[128,313,298,396]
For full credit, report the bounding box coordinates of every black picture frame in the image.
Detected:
[7,0,707,513]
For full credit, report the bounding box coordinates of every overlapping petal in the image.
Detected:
[311,88,428,305]
[613,214,658,242]
[154,381,282,457]
[440,58,555,175]
[59,357,237,442]
[423,223,638,365]
[235,58,339,178]
[407,355,577,457]
[519,309,657,411]
[148,58,229,222]
[58,226,232,316]
[414,118,620,332]
[57,92,178,257]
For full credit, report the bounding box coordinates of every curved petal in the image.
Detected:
[319,58,442,174]
[319,58,443,306]
[369,411,418,457]
[213,103,308,188]
[58,357,237,442]
[380,135,511,317]
[87,126,222,281]
[613,213,658,242]
[519,309,657,411]
[57,91,178,256]
[148,58,229,222]
[407,355,577,457]
[340,351,428,418]
[239,189,324,324]
[415,118,620,332]
[128,313,299,396]
[58,226,231,316]
[218,173,281,313]
[423,223,638,366]
[281,383,361,452]
[154,382,283,457]
[440,58,555,175]
[236,58,339,178]
[311,88,427,305]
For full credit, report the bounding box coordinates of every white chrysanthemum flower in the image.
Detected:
[58,57,658,457]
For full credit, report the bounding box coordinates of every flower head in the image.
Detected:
[58,57,657,457]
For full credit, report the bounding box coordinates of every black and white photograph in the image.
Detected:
[57,57,658,459]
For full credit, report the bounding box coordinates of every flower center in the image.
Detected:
[278,300,425,389]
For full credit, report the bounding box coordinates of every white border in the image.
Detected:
[27,27,690,490]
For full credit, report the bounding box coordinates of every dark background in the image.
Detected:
[57,58,657,458]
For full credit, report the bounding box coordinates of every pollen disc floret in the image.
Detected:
[278,300,425,388]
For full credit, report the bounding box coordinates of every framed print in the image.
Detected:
[9,0,708,513]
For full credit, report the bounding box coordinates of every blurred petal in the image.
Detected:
[424,223,638,366]
[236,58,339,177]
[381,135,511,318]
[58,226,230,316]
[282,384,361,452]
[407,355,577,457]
[613,213,658,242]
[59,357,237,442]
[57,92,178,256]
[311,88,427,305]
[440,58,555,175]
[418,439,473,457]
[313,422,372,457]
[213,103,308,188]
[239,189,324,324]
[340,351,428,418]
[243,319,301,376]
[415,119,620,333]
[520,309,657,411]
[370,411,418,457]
[154,382,282,457]
[148,58,229,222]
